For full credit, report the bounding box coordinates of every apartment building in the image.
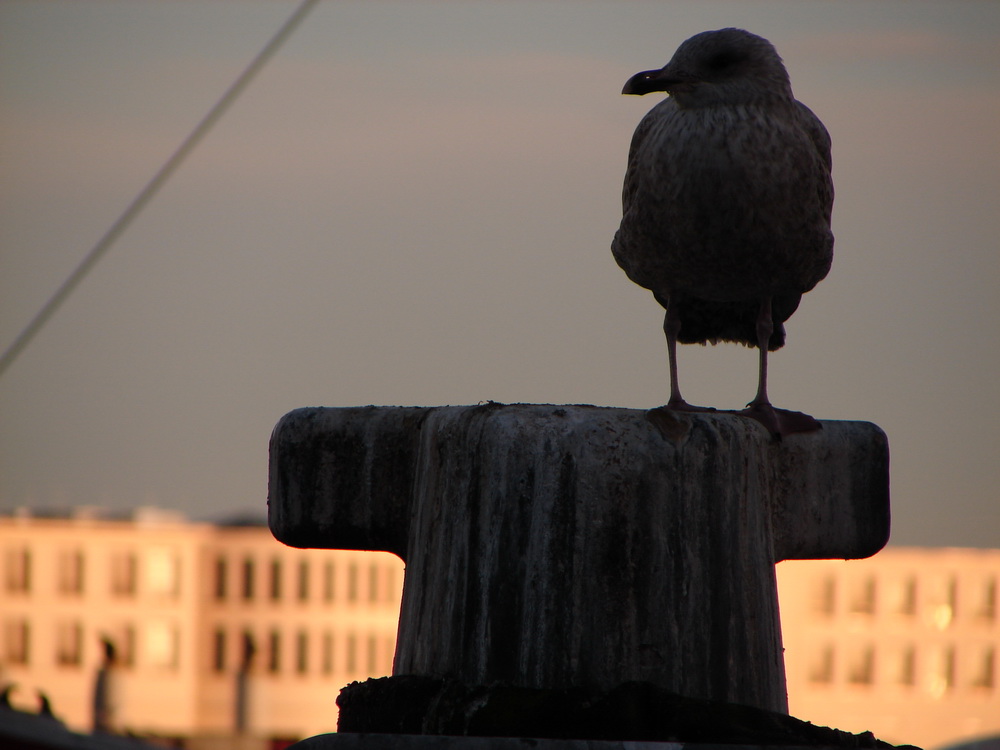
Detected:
[777,548,1000,749]
[2,509,997,749]
[0,509,403,743]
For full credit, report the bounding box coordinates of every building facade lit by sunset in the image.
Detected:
[0,509,403,744]
[1,509,997,749]
[778,548,1000,749]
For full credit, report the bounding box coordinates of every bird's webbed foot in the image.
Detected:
[738,402,821,440]
[646,402,716,441]
[665,398,716,413]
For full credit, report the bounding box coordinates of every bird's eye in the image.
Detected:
[706,50,740,71]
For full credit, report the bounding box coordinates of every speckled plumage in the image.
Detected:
[612,28,833,351]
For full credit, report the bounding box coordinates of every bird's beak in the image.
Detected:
[622,67,696,96]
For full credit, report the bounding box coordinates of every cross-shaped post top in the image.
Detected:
[268,403,889,713]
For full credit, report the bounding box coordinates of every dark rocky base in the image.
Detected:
[337,677,919,749]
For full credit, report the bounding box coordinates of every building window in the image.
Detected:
[296,630,309,675]
[366,634,378,674]
[946,577,958,617]
[147,620,180,670]
[213,628,227,673]
[848,577,876,615]
[298,560,309,602]
[57,549,85,595]
[123,626,136,667]
[897,646,916,686]
[930,576,957,629]
[382,636,395,673]
[348,563,359,603]
[929,646,956,698]
[242,558,255,601]
[56,621,83,667]
[104,625,136,668]
[321,632,334,675]
[241,631,256,671]
[978,578,996,620]
[5,619,30,665]
[5,548,31,593]
[110,552,137,597]
[972,647,995,689]
[268,630,281,673]
[847,646,875,685]
[812,576,835,616]
[214,557,227,601]
[323,561,335,602]
[385,566,397,604]
[808,644,834,684]
[368,564,380,603]
[270,559,282,601]
[346,633,357,673]
[147,548,180,598]
[896,576,917,616]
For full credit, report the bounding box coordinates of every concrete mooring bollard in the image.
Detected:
[268,403,890,737]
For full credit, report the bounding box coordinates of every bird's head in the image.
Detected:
[622,28,793,108]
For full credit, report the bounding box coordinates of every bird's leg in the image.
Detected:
[661,300,713,413]
[748,297,774,411]
[739,297,821,438]
[738,298,784,437]
[664,305,684,407]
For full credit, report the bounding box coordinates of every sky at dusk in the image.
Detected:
[1,1,998,548]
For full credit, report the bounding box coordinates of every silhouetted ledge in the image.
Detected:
[269,404,889,562]
[293,677,916,749]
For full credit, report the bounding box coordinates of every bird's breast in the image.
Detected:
[616,102,833,300]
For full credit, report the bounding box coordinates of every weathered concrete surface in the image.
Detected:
[269,404,889,714]
[292,736,896,750]
[333,676,904,747]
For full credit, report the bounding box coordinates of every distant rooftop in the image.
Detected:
[1,505,266,527]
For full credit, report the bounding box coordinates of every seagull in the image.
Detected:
[611,28,833,437]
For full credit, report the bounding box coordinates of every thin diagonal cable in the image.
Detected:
[0,0,321,378]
